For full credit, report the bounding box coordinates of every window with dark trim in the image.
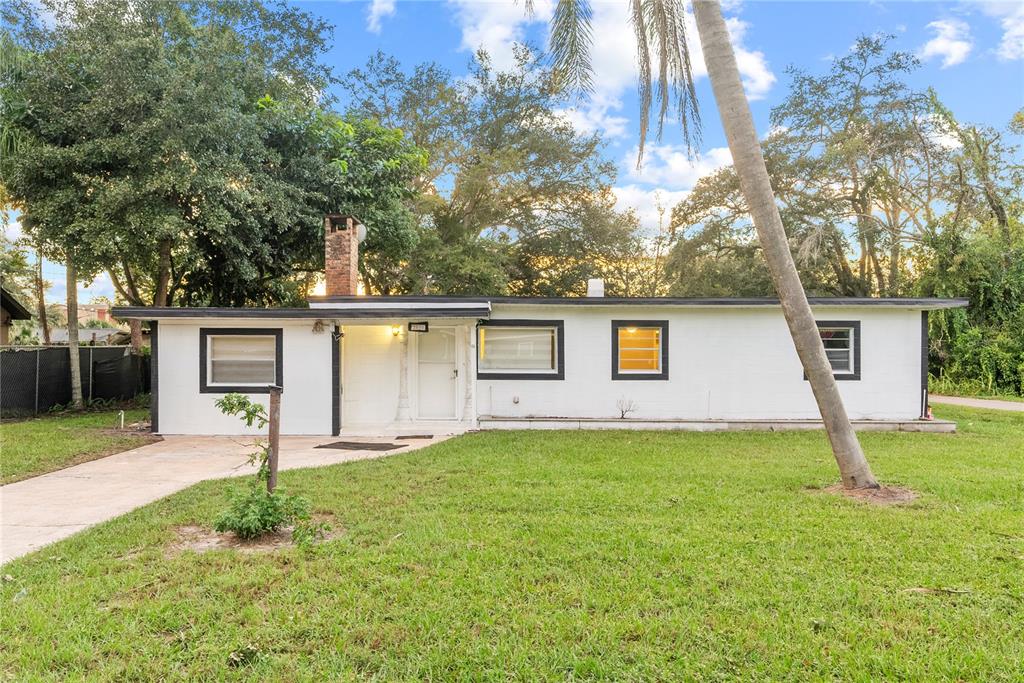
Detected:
[814,320,860,381]
[612,320,669,380]
[199,328,283,393]
[477,320,564,380]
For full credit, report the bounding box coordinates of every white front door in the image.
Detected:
[417,328,458,419]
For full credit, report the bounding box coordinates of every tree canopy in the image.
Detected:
[1,0,423,306]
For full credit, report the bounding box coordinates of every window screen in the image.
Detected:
[208,335,277,384]
[479,326,557,373]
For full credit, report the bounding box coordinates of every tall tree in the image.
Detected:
[343,47,634,296]
[2,0,423,313]
[544,0,878,488]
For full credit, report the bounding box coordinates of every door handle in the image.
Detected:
[452,369,459,378]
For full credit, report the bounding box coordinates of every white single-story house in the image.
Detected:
[113,216,967,436]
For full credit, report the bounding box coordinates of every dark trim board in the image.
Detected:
[921,311,929,418]
[476,319,565,380]
[1,286,32,320]
[332,324,341,436]
[611,320,670,381]
[808,320,861,381]
[150,321,159,433]
[199,328,284,394]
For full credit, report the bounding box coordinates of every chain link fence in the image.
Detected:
[0,346,150,417]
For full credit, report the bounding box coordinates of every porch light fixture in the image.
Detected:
[391,324,402,337]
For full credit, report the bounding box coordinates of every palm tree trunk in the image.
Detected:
[66,261,84,409]
[692,0,877,489]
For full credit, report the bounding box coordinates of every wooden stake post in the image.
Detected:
[267,385,282,493]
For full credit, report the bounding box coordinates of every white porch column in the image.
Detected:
[463,324,474,422]
[395,328,412,423]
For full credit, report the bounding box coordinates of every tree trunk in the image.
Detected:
[35,252,50,344]
[693,0,878,489]
[66,261,84,409]
[129,319,143,353]
[267,386,282,493]
[153,239,172,306]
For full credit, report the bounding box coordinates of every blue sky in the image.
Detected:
[9,0,1024,304]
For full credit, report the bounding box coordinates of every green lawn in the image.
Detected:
[0,409,151,485]
[2,406,1022,680]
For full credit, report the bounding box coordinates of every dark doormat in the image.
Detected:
[315,441,407,452]
[395,434,434,440]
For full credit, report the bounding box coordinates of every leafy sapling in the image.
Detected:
[213,393,326,542]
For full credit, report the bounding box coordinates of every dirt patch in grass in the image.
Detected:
[822,483,919,506]
[167,516,343,556]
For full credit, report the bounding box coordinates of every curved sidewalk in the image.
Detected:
[1,435,446,565]
[930,395,1024,412]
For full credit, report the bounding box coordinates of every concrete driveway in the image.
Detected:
[1,434,447,565]
[930,395,1024,412]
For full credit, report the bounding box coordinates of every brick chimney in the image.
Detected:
[324,215,365,296]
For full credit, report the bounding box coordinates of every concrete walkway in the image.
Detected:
[930,395,1024,412]
[1,434,448,565]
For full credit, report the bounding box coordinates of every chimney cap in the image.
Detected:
[325,214,367,242]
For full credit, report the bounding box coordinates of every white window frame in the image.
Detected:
[814,321,860,381]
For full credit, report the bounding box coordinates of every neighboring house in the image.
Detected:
[1,287,33,346]
[53,302,111,325]
[45,327,124,345]
[114,215,968,436]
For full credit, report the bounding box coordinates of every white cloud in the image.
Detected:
[979,1,1024,60]
[612,184,690,234]
[366,0,396,34]
[626,143,733,188]
[555,92,630,138]
[919,19,973,68]
[3,219,23,242]
[446,0,777,127]
[446,0,553,71]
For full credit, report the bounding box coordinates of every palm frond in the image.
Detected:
[630,0,653,155]
[632,0,701,164]
[549,0,594,94]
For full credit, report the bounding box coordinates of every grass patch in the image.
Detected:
[2,406,1022,679]
[0,409,152,484]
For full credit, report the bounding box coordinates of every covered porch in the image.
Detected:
[327,303,489,436]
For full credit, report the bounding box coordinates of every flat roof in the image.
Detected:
[308,295,969,310]
[112,296,968,320]
[111,305,493,320]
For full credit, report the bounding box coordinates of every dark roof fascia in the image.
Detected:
[111,306,492,320]
[307,295,970,310]
[1,287,33,320]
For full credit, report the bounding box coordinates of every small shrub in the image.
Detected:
[213,393,327,542]
[214,484,311,540]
